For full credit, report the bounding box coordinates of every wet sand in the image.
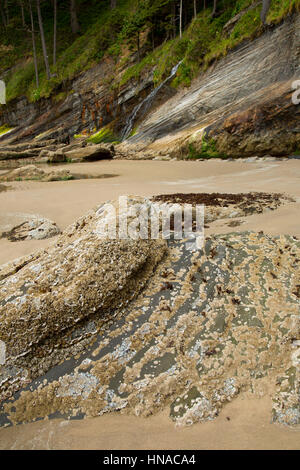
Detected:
[0,158,300,265]
[0,158,299,449]
[0,395,299,450]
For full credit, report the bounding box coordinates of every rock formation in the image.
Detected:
[0,165,73,182]
[122,13,300,158]
[0,14,299,158]
[1,215,60,242]
[0,198,299,428]
[63,144,114,161]
[0,198,166,363]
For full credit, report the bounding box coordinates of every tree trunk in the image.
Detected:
[151,27,154,50]
[53,0,57,66]
[260,0,271,25]
[211,0,217,17]
[36,0,51,80]
[0,1,7,27]
[29,0,39,88]
[179,0,182,38]
[184,0,187,28]
[20,1,26,27]
[4,0,9,24]
[137,31,140,63]
[171,1,176,38]
[70,0,79,34]
[194,0,197,18]
[110,0,117,9]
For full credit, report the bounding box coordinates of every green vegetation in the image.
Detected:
[0,124,13,135]
[0,0,299,104]
[122,0,300,89]
[86,125,119,144]
[293,147,300,156]
[187,137,229,160]
[54,175,74,181]
[1,0,136,102]
[129,126,138,138]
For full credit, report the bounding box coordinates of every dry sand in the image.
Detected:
[0,158,299,449]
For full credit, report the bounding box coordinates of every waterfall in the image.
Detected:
[121,61,182,141]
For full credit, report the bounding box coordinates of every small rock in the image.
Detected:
[47,149,67,163]
[65,144,114,161]
[1,216,61,241]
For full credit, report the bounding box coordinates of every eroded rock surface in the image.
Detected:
[151,192,293,223]
[0,184,8,192]
[0,229,298,428]
[0,165,45,181]
[1,216,61,242]
[0,200,166,366]
[124,13,300,157]
[64,144,114,161]
[0,165,72,182]
[1,14,299,159]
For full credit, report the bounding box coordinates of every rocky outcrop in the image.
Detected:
[1,214,60,242]
[0,141,114,163]
[0,148,44,160]
[45,149,67,163]
[151,192,293,223]
[0,199,167,363]
[64,144,114,161]
[0,140,59,159]
[2,14,298,158]
[123,13,300,157]
[0,56,150,145]
[201,81,300,157]
[0,229,299,427]
[0,165,72,182]
[0,164,45,181]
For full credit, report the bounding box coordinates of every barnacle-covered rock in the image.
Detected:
[1,215,61,241]
[1,230,299,428]
[0,198,167,362]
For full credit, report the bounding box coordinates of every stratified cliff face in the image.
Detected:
[0,53,159,145]
[0,58,119,142]
[125,12,300,157]
[0,13,299,157]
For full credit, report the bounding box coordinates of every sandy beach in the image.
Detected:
[0,395,299,450]
[1,0,299,452]
[1,158,300,266]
